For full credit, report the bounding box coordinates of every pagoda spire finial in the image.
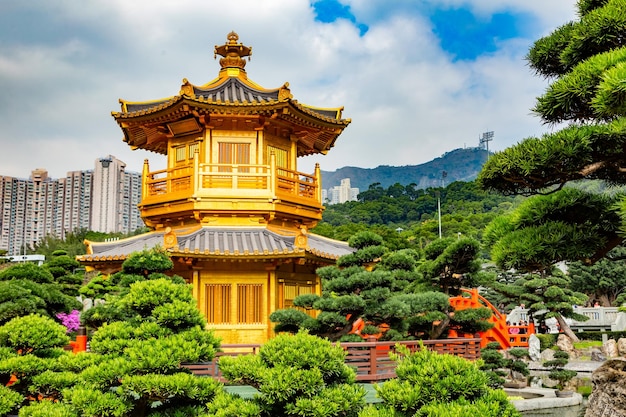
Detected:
[214,31,252,70]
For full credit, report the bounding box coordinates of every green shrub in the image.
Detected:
[415,388,519,417]
[119,373,222,405]
[62,386,131,417]
[479,344,506,389]
[535,333,556,350]
[269,309,310,333]
[152,300,205,330]
[216,331,365,417]
[121,247,174,276]
[0,315,69,355]
[348,231,384,249]
[574,331,626,341]
[18,401,77,417]
[544,350,577,390]
[374,344,518,416]
[0,263,54,283]
[120,278,194,316]
[205,392,261,417]
[0,384,23,416]
[29,370,81,400]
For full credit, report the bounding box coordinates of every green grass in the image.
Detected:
[577,385,592,397]
[573,340,602,350]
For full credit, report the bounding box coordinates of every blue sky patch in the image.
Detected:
[312,0,368,36]
[430,8,532,61]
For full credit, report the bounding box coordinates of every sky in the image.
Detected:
[0,0,578,179]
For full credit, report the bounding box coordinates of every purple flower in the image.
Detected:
[56,309,81,333]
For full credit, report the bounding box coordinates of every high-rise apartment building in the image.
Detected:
[0,156,143,256]
[325,178,359,205]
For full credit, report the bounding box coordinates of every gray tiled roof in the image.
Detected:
[193,78,279,103]
[78,227,353,262]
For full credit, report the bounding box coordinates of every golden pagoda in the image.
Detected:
[77,32,353,344]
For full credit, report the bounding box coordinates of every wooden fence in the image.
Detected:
[181,338,481,383]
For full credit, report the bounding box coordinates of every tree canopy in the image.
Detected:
[478,0,626,268]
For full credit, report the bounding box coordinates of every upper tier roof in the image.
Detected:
[112,32,350,156]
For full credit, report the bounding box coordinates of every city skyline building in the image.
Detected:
[0,156,143,256]
[324,178,359,205]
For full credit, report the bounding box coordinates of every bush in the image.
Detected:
[0,268,223,417]
[374,344,519,416]
[121,247,174,276]
[216,331,366,417]
[535,333,556,350]
[0,315,69,355]
[269,309,310,333]
[0,384,23,416]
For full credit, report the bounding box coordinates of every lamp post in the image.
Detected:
[437,193,442,239]
[437,171,447,239]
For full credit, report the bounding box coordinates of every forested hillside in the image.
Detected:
[321,147,488,190]
[312,180,522,248]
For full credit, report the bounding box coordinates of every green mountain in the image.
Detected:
[321,147,489,191]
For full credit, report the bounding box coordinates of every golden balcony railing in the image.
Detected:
[140,155,322,207]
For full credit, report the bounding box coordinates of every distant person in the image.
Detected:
[519,320,527,334]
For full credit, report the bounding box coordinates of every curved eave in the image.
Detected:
[77,228,353,264]
[112,95,349,155]
[113,94,349,126]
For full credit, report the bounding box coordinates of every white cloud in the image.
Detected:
[0,0,576,179]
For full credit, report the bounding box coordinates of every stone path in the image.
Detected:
[528,359,603,373]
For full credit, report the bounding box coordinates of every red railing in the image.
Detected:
[181,338,481,383]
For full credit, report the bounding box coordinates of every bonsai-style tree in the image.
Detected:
[0,268,222,416]
[0,314,71,414]
[271,231,493,341]
[361,344,520,416]
[503,348,530,388]
[479,342,507,389]
[43,251,84,297]
[80,246,185,329]
[214,331,366,417]
[488,263,588,342]
[0,263,81,325]
[544,349,577,393]
[478,0,626,297]
[568,245,626,306]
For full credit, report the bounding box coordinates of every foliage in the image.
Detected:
[314,180,520,250]
[535,333,557,351]
[272,231,492,341]
[78,274,119,299]
[0,263,82,325]
[489,269,588,342]
[478,0,626,280]
[217,331,365,417]
[418,237,482,295]
[479,343,507,389]
[78,247,188,328]
[372,344,519,417]
[0,263,54,283]
[121,247,174,276]
[0,314,69,355]
[568,245,626,306]
[0,264,222,416]
[0,384,23,416]
[544,350,577,391]
[504,348,530,382]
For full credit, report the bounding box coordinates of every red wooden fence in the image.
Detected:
[181,337,481,383]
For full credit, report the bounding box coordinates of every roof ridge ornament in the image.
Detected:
[214,31,252,70]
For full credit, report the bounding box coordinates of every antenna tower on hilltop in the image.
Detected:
[479,131,494,154]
